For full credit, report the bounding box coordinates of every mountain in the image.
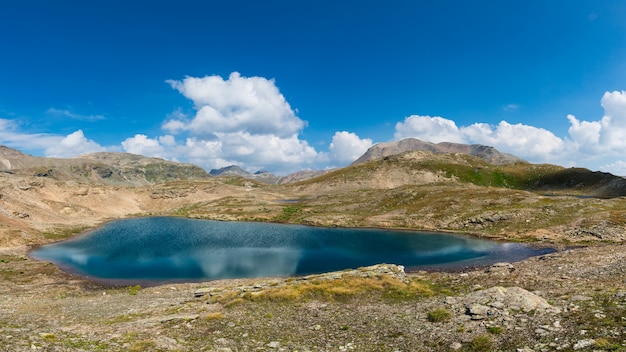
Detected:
[0,145,211,185]
[210,165,285,184]
[209,165,331,184]
[299,150,626,199]
[277,169,331,184]
[352,138,523,165]
[209,165,251,177]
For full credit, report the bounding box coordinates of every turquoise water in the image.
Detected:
[30,217,553,285]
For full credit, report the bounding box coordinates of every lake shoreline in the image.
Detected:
[29,216,560,287]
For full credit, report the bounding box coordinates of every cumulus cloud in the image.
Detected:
[391,91,626,173]
[121,134,167,158]
[327,131,373,164]
[393,115,565,164]
[165,72,305,138]
[158,72,318,174]
[598,91,626,149]
[565,91,626,155]
[567,114,601,151]
[462,121,565,160]
[600,160,626,176]
[45,130,105,158]
[393,115,565,162]
[394,115,465,143]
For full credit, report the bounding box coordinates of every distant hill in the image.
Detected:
[298,150,626,199]
[209,165,251,177]
[0,146,210,185]
[209,165,283,184]
[209,165,331,184]
[353,138,523,165]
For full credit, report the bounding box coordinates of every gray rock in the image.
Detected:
[449,342,463,350]
[465,286,560,314]
[194,287,215,298]
[573,339,595,350]
[267,341,280,348]
[485,262,515,275]
[466,304,492,320]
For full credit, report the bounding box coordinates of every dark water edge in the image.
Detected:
[30,217,556,287]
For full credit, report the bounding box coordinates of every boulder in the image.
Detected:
[465,286,560,314]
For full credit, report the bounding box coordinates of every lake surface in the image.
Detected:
[31,217,553,285]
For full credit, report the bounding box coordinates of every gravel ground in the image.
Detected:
[1,244,624,351]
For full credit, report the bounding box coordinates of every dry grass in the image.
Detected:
[243,275,434,303]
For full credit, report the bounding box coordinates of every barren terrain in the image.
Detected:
[1,149,625,351]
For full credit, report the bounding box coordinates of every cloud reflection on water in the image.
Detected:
[30,217,553,283]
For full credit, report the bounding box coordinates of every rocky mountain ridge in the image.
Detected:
[209,165,332,185]
[353,138,524,165]
[1,138,531,186]
[1,146,211,185]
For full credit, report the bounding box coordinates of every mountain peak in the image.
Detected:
[209,165,251,177]
[352,138,523,165]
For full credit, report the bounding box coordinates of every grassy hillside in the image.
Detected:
[168,151,626,244]
[295,151,626,198]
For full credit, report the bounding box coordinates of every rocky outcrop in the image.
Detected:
[462,286,560,317]
[194,263,407,298]
[0,146,211,185]
[353,138,523,165]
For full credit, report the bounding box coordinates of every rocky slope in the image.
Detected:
[0,246,624,351]
[210,165,331,185]
[1,146,211,185]
[0,145,625,351]
[353,138,524,165]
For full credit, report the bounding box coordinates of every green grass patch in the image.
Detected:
[273,205,303,222]
[486,326,503,334]
[466,335,494,352]
[217,276,435,305]
[127,285,142,296]
[41,226,89,241]
[427,308,452,323]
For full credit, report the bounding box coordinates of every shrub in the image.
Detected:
[427,308,451,323]
[127,285,141,296]
[486,326,503,334]
[468,335,494,352]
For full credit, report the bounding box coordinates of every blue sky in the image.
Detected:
[1,1,626,175]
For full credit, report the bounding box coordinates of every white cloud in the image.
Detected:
[461,121,565,160]
[0,118,64,150]
[598,90,626,149]
[46,108,105,121]
[565,91,626,155]
[503,104,520,112]
[165,72,305,137]
[45,130,105,158]
[394,115,566,164]
[390,91,626,173]
[567,114,601,151]
[600,160,626,177]
[394,115,465,143]
[159,72,318,174]
[121,134,166,158]
[327,131,373,164]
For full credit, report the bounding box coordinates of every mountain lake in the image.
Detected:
[30,217,554,285]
